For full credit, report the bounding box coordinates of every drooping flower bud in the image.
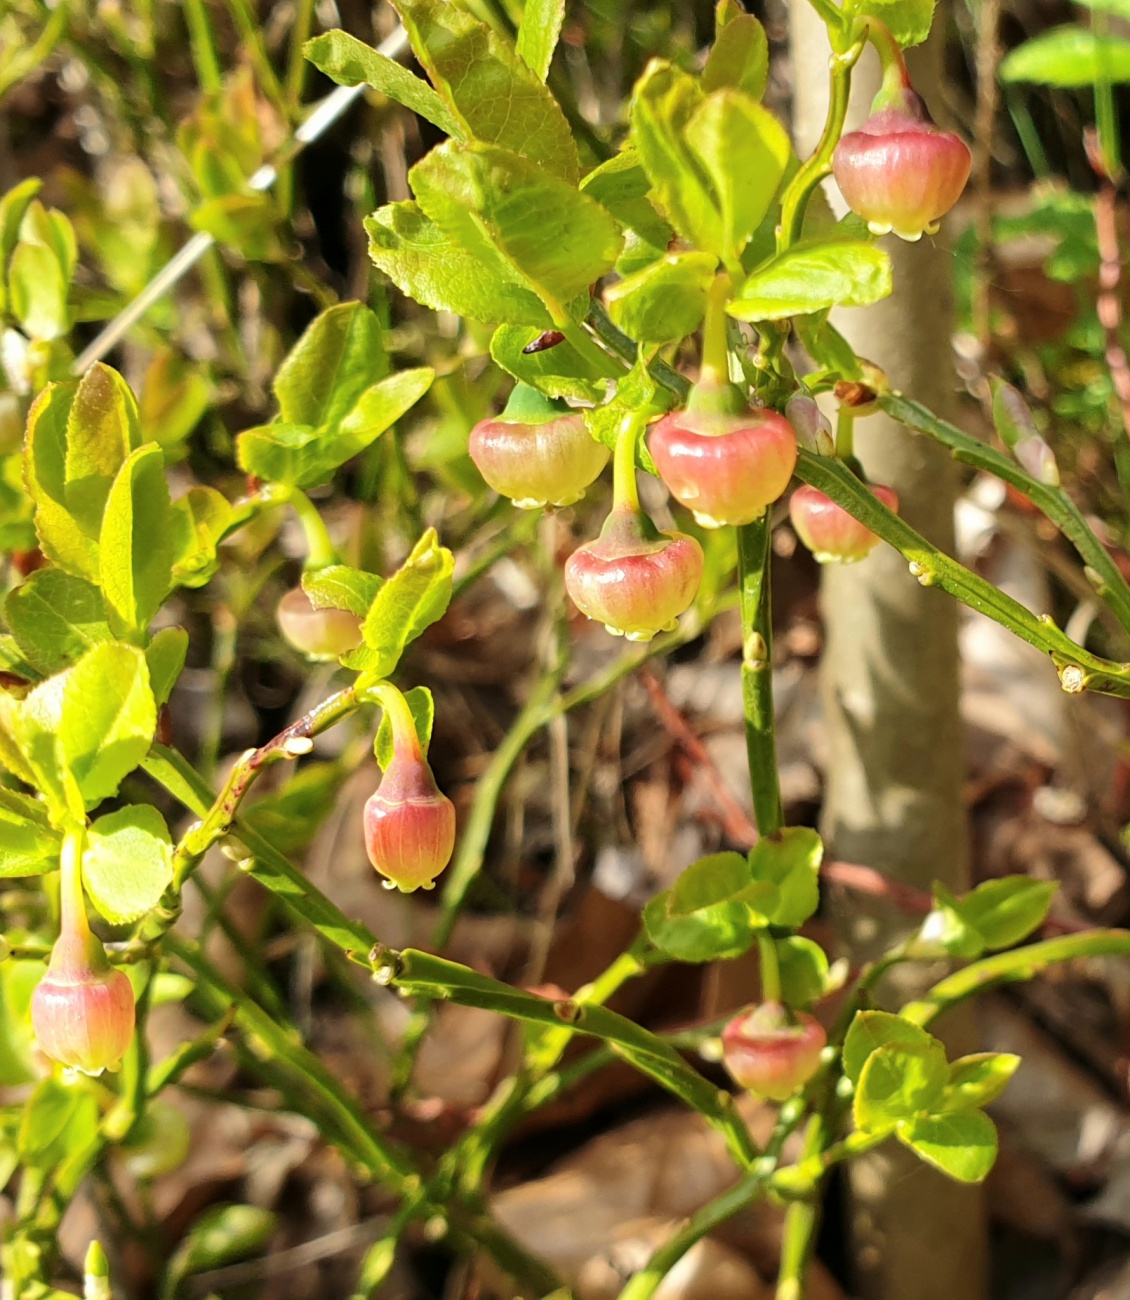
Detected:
[789,483,899,564]
[277,586,363,660]
[648,405,798,529]
[469,384,609,509]
[721,1002,827,1101]
[364,687,456,892]
[564,507,704,641]
[832,87,971,241]
[32,929,135,1075]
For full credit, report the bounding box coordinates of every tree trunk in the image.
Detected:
[788,8,989,1300]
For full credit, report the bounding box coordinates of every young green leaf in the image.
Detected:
[58,642,157,807]
[956,877,1058,951]
[854,0,938,48]
[684,91,791,262]
[854,1040,949,1133]
[272,302,389,431]
[5,570,110,675]
[703,4,769,99]
[374,685,435,768]
[606,251,717,345]
[242,763,343,854]
[899,1109,998,1182]
[0,788,60,877]
[344,529,454,675]
[578,151,673,275]
[17,1077,100,1170]
[776,935,831,1008]
[630,62,722,257]
[24,382,99,580]
[367,202,551,326]
[516,0,566,81]
[642,852,776,963]
[235,423,325,490]
[302,566,384,619]
[64,363,142,536]
[0,691,40,789]
[8,241,69,341]
[329,367,435,462]
[171,486,233,588]
[393,0,579,181]
[145,627,189,707]
[99,444,175,637]
[490,326,609,402]
[11,674,81,823]
[0,178,43,312]
[409,141,622,318]
[729,241,893,320]
[747,826,823,927]
[842,1009,934,1087]
[83,804,174,924]
[304,31,462,136]
[1001,26,1130,87]
[941,1053,1020,1112]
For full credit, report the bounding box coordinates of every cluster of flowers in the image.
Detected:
[30,81,968,1097]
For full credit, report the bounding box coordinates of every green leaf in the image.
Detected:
[393,0,579,180]
[747,826,822,927]
[375,685,435,768]
[729,241,892,320]
[343,529,454,675]
[842,1010,935,1087]
[942,1053,1020,1112]
[855,0,937,48]
[5,570,110,675]
[18,1078,99,1170]
[233,424,320,489]
[516,0,565,80]
[82,804,173,924]
[272,302,389,430]
[242,763,342,854]
[302,566,384,619]
[1001,26,1130,86]
[490,326,609,402]
[776,935,830,1008]
[328,367,435,464]
[64,363,142,537]
[367,201,551,326]
[578,151,673,274]
[630,62,722,257]
[8,242,69,341]
[303,30,462,135]
[21,200,76,283]
[58,642,157,808]
[145,627,188,707]
[0,788,60,877]
[642,852,777,963]
[170,486,233,588]
[684,91,791,262]
[899,1109,998,1182]
[854,1040,949,1133]
[138,349,211,456]
[0,178,43,313]
[957,877,1058,950]
[24,382,98,580]
[99,444,174,637]
[12,674,81,823]
[0,691,41,789]
[409,141,622,316]
[703,4,769,99]
[583,352,673,470]
[165,1204,276,1287]
[606,251,717,344]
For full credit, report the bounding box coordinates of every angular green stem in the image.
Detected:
[737,518,783,835]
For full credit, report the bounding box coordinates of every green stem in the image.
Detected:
[757,934,782,1003]
[286,0,316,108]
[864,16,912,102]
[737,519,783,835]
[835,405,855,460]
[612,408,644,513]
[882,391,1130,638]
[224,0,288,117]
[777,37,866,250]
[700,275,733,388]
[182,0,223,93]
[286,488,340,570]
[1092,4,1123,181]
[368,681,423,760]
[795,448,1130,697]
[59,828,89,945]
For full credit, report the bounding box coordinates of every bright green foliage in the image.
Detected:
[852,0,938,48]
[1001,25,1130,86]
[163,1204,277,1296]
[345,529,454,675]
[8,200,76,341]
[846,1011,1017,1183]
[273,303,388,430]
[304,30,463,135]
[301,566,384,619]
[170,487,233,588]
[393,0,580,181]
[606,252,717,344]
[0,789,60,877]
[729,241,893,321]
[490,326,608,402]
[704,2,769,99]
[82,804,174,924]
[99,444,175,637]
[5,569,110,675]
[643,852,777,962]
[516,0,566,82]
[578,152,674,276]
[776,935,831,1007]
[747,826,823,927]
[915,877,1058,958]
[145,627,189,707]
[18,1077,99,1170]
[374,685,435,768]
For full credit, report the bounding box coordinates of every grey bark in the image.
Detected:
[788,7,988,1300]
